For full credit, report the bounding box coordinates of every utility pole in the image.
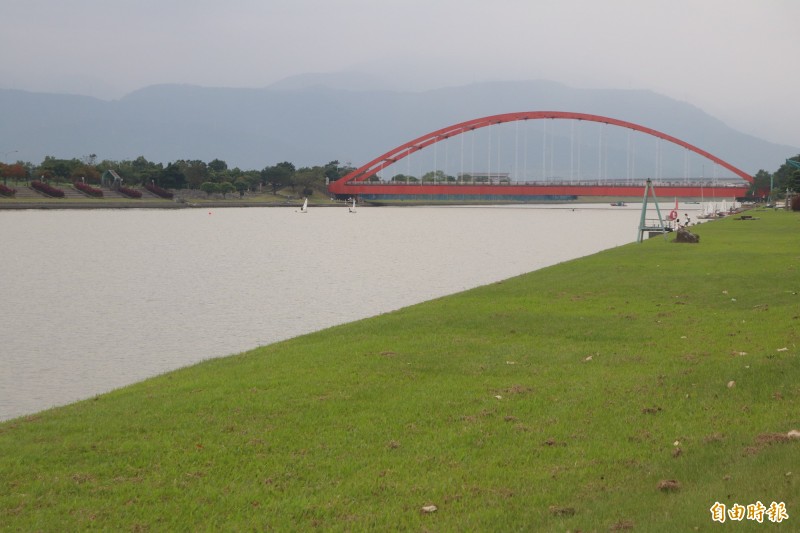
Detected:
[769,172,774,205]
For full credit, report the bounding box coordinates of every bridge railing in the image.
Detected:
[356,179,747,188]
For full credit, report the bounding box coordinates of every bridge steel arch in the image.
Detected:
[328,111,753,198]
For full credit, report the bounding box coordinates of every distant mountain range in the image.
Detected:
[0,77,796,176]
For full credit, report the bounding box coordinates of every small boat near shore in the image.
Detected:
[610,201,626,207]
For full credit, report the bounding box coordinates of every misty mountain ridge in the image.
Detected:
[0,77,795,177]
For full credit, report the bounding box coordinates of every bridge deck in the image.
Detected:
[330,181,750,198]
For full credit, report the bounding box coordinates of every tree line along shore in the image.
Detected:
[0,178,338,209]
[1,153,800,206]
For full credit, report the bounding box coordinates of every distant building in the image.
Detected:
[101,170,123,188]
[457,172,510,183]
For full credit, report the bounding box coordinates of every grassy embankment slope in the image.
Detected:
[1,210,798,531]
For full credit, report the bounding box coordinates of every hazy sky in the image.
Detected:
[3,0,799,147]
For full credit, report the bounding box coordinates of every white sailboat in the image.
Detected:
[298,197,308,213]
[348,198,356,213]
[698,201,715,219]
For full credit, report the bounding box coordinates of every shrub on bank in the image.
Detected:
[145,183,173,199]
[31,180,65,198]
[73,181,104,198]
[118,186,142,199]
[0,183,16,197]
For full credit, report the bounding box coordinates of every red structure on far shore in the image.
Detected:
[328,111,753,200]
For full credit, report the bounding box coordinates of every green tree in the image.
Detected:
[181,160,209,189]
[200,181,219,197]
[292,166,326,195]
[218,181,235,198]
[261,162,295,193]
[38,156,79,184]
[71,164,101,184]
[789,170,800,193]
[771,155,800,196]
[242,170,263,192]
[421,170,447,183]
[53,162,72,182]
[751,169,771,199]
[208,159,228,173]
[129,156,161,185]
[323,160,355,183]
[158,162,187,189]
[234,178,249,197]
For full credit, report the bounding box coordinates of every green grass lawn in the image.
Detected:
[1,209,798,531]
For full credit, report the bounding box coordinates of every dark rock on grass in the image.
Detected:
[675,227,700,243]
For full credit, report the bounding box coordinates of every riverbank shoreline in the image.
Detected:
[1,209,797,531]
[0,180,751,210]
[0,196,706,210]
[0,182,326,209]
[0,200,308,209]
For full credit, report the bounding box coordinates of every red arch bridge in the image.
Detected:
[328,111,753,201]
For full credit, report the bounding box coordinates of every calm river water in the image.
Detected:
[0,204,703,421]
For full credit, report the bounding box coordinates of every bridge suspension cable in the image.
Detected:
[329,111,753,198]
